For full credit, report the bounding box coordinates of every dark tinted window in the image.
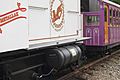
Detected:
[110,9,112,16]
[113,10,115,17]
[110,9,112,24]
[81,0,89,12]
[104,7,107,22]
[116,10,119,17]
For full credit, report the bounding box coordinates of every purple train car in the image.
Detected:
[83,0,120,54]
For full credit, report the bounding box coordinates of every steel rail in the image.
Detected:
[58,49,120,80]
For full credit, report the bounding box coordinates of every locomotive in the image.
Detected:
[83,0,120,55]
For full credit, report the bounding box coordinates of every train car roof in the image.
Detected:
[102,0,120,8]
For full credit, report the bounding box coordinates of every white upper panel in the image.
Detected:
[29,0,49,8]
[64,0,79,12]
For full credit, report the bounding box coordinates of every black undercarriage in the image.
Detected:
[0,43,86,80]
[85,42,120,57]
[1,42,120,80]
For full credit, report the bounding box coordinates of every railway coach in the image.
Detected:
[83,0,120,55]
[0,0,89,80]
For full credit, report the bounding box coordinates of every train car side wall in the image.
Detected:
[29,0,83,49]
[0,0,86,53]
[0,0,29,53]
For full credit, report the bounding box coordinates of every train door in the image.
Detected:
[104,5,109,44]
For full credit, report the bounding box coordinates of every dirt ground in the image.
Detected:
[77,53,120,80]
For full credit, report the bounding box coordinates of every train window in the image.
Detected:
[89,0,100,11]
[86,16,99,26]
[113,10,115,17]
[116,10,119,26]
[116,10,119,17]
[110,9,112,16]
[110,9,112,25]
[119,12,120,17]
[118,11,119,17]
[86,16,92,25]
[104,7,107,22]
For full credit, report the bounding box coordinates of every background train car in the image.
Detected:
[83,0,120,55]
[0,0,89,80]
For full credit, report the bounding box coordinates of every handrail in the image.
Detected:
[67,11,79,13]
[29,6,48,10]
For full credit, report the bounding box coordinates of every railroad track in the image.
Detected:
[57,49,120,80]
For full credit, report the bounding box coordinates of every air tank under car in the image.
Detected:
[46,45,82,69]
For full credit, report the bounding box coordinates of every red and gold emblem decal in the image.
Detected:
[50,0,64,31]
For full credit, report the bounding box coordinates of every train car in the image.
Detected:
[83,0,120,55]
[0,0,89,80]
